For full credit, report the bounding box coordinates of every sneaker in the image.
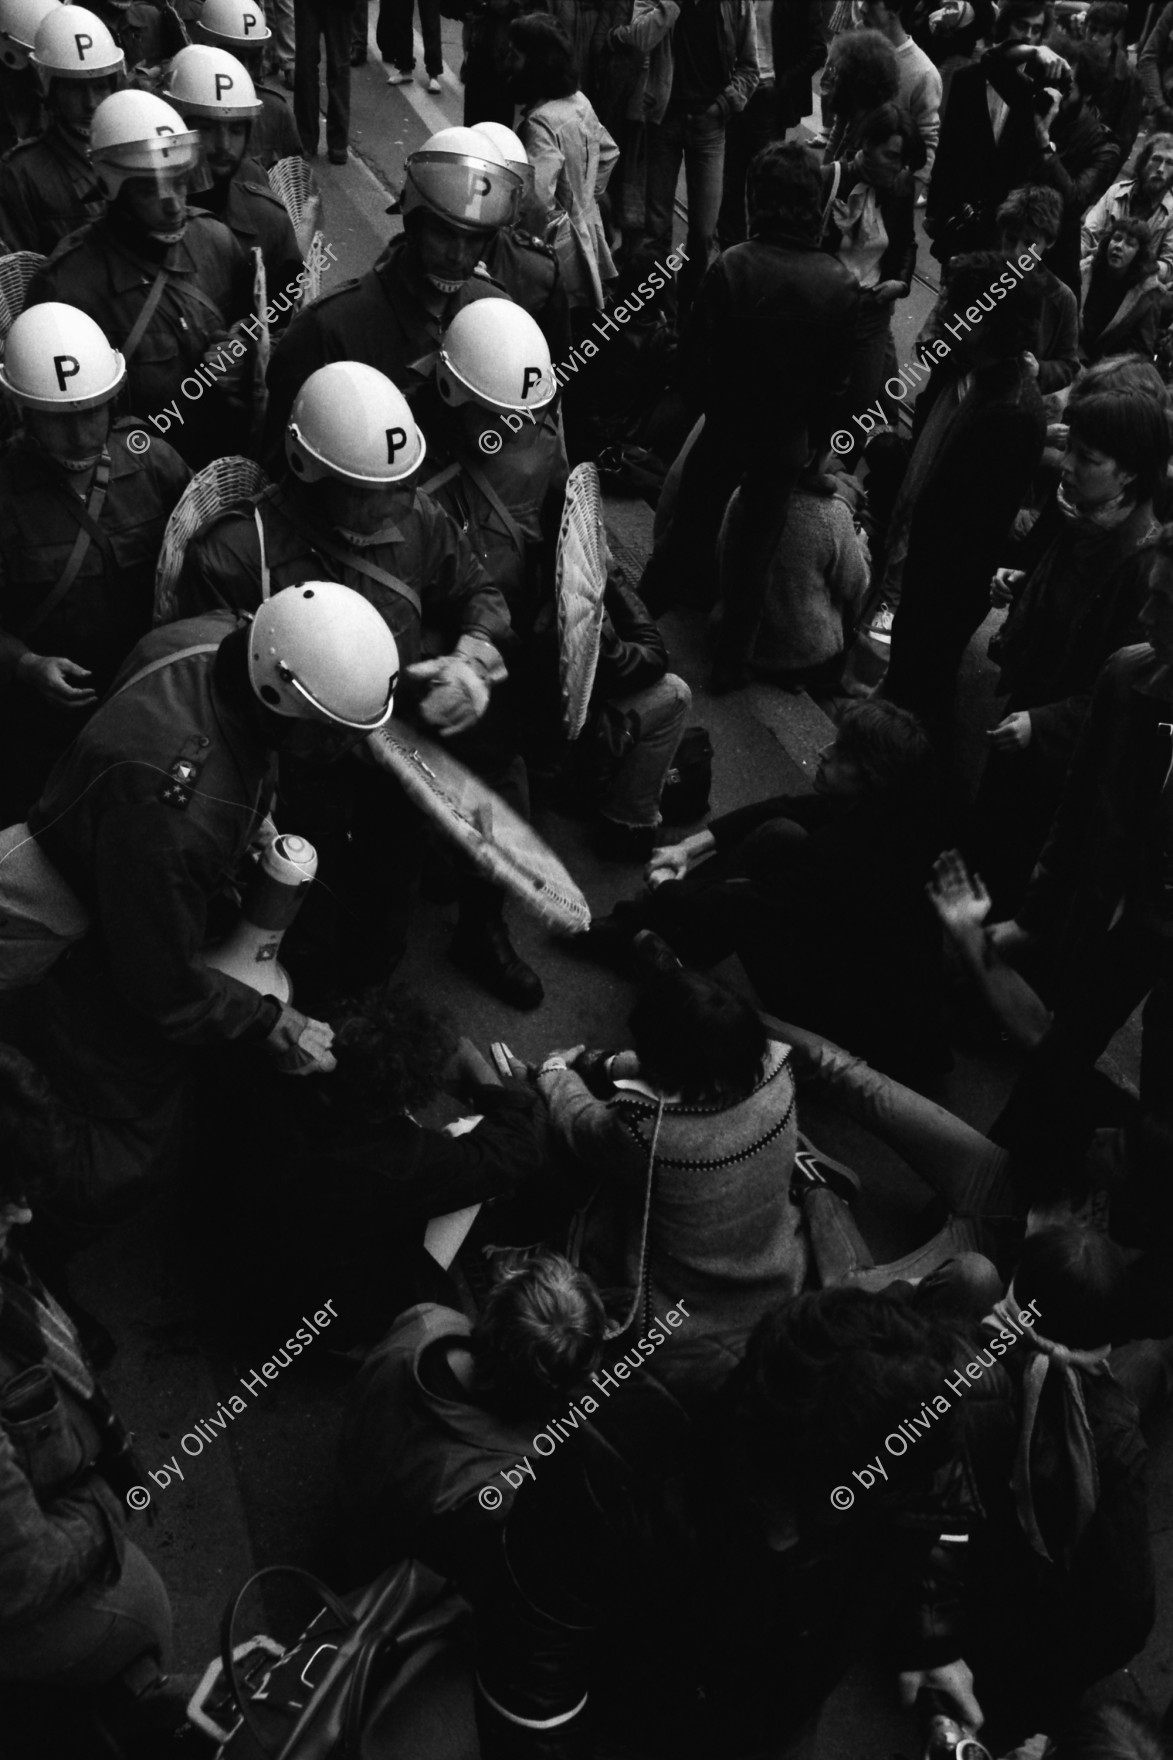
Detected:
[791,1148,862,1207]
[862,601,895,642]
[426,74,442,92]
[385,65,412,83]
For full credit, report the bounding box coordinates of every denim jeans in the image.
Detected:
[772,1019,1023,1288]
[717,83,777,248]
[644,104,727,314]
[598,673,692,829]
[293,0,351,154]
[264,0,296,70]
[0,1541,171,1686]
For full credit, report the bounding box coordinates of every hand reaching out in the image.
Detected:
[927,850,992,938]
[17,653,97,708]
[988,710,1032,752]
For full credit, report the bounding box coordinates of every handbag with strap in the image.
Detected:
[189,1560,477,1760]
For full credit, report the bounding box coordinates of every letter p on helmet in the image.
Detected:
[521,365,542,399]
[386,426,407,463]
[75,31,93,58]
[53,354,80,392]
[215,72,233,99]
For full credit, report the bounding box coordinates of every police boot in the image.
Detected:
[452,883,543,1011]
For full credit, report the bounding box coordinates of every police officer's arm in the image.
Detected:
[407,503,513,735]
[93,802,283,1046]
[0,557,96,707]
[0,159,42,256]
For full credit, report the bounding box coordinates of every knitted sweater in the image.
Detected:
[544,1040,804,1347]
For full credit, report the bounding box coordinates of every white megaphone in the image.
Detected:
[203,833,316,1004]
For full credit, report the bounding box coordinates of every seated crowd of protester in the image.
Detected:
[2,0,1173,1755]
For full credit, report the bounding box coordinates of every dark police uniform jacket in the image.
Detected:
[252,84,305,171]
[177,479,511,668]
[28,211,254,468]
[192,157,304,325]
[0,420,191,817]
[28,614,281,1061]
[262,233,510,459]
[0,127,105,255]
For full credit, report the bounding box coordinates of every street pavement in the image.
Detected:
[61,25,1173,1756]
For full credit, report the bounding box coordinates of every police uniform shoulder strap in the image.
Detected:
[267,493,423,619]
[110,640,222,701]
[122,266,170,365]
[18,450,114,643]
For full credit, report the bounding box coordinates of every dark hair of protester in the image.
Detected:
[1066,370,1172,503]
[940,249,1046,354]
[993,0,1054,42]
[471,1249,608,1419]
[857,99,927,175]
[628,969,768,1106]
[1050,34,1110,103]
[509,14,578,104]
[997,182,1063,246]
[1076,353,1169,401]
[825,28,900,119]
[833,699,932,798]
[1095,214,1155,278]
[1013,1226,1129,1347]
[1050,1699,1172,1760]
[1085,0,1129,35]
[1134,131,1173,187]
[747,140,823,237]
[0,1042,73,1203]
[317,988,457,1127]
[734,1288,966,1512]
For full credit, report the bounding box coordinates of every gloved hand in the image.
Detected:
[406,654,490,736]
[265,1005,336,1075]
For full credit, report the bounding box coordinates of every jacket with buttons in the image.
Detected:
[0,127,105,256]
[28,615,282,1050]
[27,212,254,468]
[0,421,191,816]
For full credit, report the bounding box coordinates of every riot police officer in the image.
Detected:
[263,125,521,455]
[17,583,396,1226]
[194,0,303,169]
[0,300,191,818]
[179,361,546,1009]
[0,4,122,253]
[165,45,303,310]
[27,89,257,467]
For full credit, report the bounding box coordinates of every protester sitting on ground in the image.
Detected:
[337,1247,608,1592]
[516,969,804,1366]
[732,463,871,684]
[524,568,692,863]
[226,990,550,1348]
[1080,219,1163,364]
[0,1046,178,1732]
[972,369,1170,910]
[1081,132,1173,290]
[472,1288,993,1752]
[586,701,947,1086]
